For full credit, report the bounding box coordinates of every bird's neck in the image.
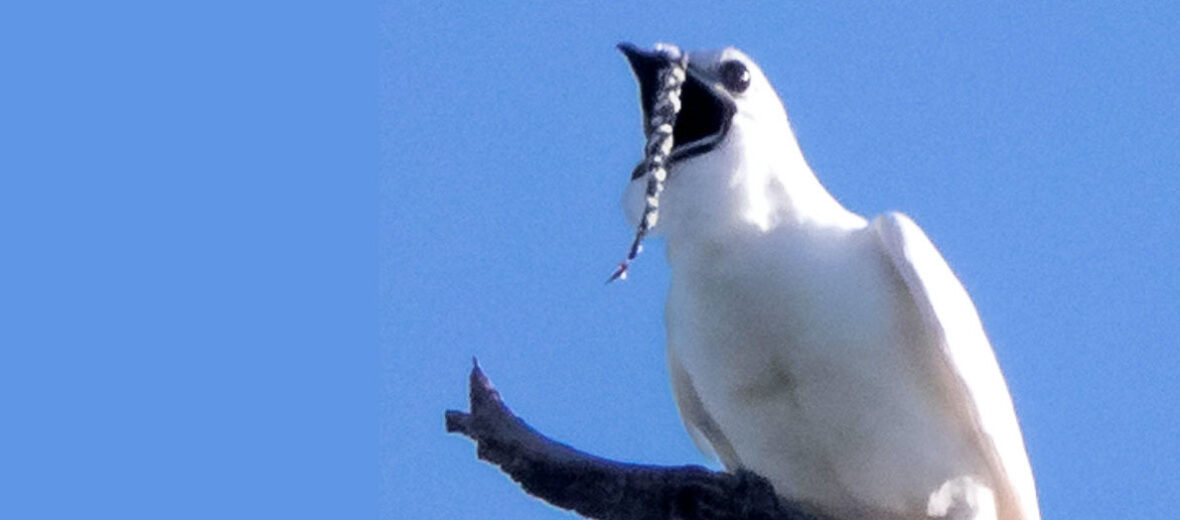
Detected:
[660,123,865,249]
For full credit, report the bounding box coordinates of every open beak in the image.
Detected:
[618,43,734,176]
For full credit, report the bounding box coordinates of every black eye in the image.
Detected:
[719,60,750,93]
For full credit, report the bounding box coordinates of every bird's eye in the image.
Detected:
[719,60,751,93]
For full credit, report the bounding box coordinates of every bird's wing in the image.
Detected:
[871,212,1039,520]
[667,343,742,470]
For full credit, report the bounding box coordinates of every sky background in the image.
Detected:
[382,3,1180,519]
[4,3,370,518]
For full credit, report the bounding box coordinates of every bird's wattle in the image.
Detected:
[619,43,734,176]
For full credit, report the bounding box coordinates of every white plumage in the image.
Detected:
[620,45,1039,520]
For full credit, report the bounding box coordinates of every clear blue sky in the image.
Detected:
[4,3,372,518]
[382,3,1180,519]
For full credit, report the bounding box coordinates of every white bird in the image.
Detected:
[617,44,1039,520]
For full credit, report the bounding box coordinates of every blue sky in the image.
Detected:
[382,3,1180,519]
[4,3,372,518]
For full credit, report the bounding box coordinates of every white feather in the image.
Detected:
[873,212,1040,520]
[624,46,1040,520]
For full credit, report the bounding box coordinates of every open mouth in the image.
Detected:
[619,44,735,179]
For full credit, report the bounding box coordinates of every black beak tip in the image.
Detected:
[617,43,661,131]
[617,42,664,69]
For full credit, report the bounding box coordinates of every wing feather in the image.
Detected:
[872,212,1039,520]
[667,343,743,470]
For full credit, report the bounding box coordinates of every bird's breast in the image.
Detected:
[665,226,985,517]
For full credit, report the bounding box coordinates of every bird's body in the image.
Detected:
[667,213,996,520]
[618,45,1039,520]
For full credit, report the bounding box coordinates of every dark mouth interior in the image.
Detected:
[625,50,734,178]
[667,74,731,159]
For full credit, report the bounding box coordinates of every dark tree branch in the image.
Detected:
[445,359,833,520]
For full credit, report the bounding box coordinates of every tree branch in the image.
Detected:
[445,359,832,520]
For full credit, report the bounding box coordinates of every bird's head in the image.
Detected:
[619,44,826,242]
[619,44,786,164]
